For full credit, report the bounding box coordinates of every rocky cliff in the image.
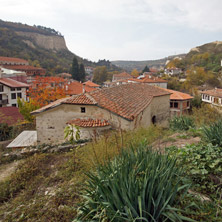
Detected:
[16,31,68,51]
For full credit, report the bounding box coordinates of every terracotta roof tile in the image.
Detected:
[83,80,100,87]
[64,94,97,105]
[3,65,45,71]
[0,107,24,126]
[65,81,97,95]
[163,89,193,100]
[33,84,170,120]
[0,78,29,88]
[113,72,132,78]
[0,56,28,64]
[201,88,222,98]
[67,118,110,127]
[130,76,167,83]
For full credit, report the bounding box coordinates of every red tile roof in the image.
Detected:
[0,78,29,88]
[3,65,44,71]
[0,107,24,126]
[83,80,100,87]
[0,56,28,64]
[201,88,222,98]
[113,72,132,78]
[67,118,110,127]
[163,89,193,100]
[64,94,97,105]
[65,81,97,95]
[32,84,170,121]
[130,76,167,83]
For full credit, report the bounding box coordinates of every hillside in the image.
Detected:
[0,20,119,75]
[111,54,186,72]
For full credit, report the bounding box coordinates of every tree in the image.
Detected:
[28,76,66,107]
[71,57,80,81]
[131,69,140,77]
[93,66,108,84]
[142,65,150,73]
[79,63,86,82]
[17,98,39,122]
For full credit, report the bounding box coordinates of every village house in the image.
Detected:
[164,67,182,76]
[201,88,222,109]
[0,75,29,107]
[112,72,132,82]
[162,88,193,116]
[128,75,168,89]
[64,81,97,96]
[0,56,46,83]
[83,80,100,89]
[32,84,171,145]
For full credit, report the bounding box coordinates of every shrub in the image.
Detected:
[166,143,222,194]
[75,142,192,222]
[202,120,222,146]
[170,116,195,131]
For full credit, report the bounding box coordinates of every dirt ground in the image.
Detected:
[152,133,201,152]
[0,160,22,182]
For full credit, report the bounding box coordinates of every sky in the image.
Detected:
[1,0,222,62]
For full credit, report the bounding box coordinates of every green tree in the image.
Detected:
[79,63,86,82]
[142,65,150,73]
[71,57,80,81]
[17,98,39,122]
[93,66,108,84]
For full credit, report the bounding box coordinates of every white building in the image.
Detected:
[201,88,222,108]
[0,72,29,107]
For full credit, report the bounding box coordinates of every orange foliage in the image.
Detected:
[28,76,67,107]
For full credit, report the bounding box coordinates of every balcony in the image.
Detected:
[0,99,8,105]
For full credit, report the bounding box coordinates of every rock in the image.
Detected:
[188,190,211,202]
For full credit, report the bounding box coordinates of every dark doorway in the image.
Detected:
[152,116,156,124]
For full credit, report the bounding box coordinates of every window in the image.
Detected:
[12,104,16,107]
[187,101,190,107]
[174,102,178,108]
[17,87,21,91]
[81,107,86,113]
[170,102,173,108]
[17,93,22,98]
[11,93,16,100]
[0,84,3,92]
[11,88,15,91]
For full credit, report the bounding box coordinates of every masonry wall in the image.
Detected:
[132,94,170,128]
[35,104,131,145]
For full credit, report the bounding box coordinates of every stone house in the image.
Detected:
[112,72,132,82]
[32,84,171,145]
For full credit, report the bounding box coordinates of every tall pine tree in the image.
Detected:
[79,63,86,82]
[71,57,80,81]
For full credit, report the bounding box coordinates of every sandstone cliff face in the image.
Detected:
[16,31,68,51]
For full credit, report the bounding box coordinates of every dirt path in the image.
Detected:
[152,133,201,153]
[0,161,21,182]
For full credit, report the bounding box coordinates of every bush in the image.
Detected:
[75,142,192,222]
[167,143,222,194]
[202,120,222,146]
[170,116,195,131]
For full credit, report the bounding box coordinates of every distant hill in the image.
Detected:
[181,41,222,72]
[111,54,186,72]
[0,20,119,75]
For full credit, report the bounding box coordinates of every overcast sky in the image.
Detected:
[1,0,222,61]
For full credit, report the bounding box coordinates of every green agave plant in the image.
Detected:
[202,119,222,146]
[74,142,194,222]
[170,116,194,131]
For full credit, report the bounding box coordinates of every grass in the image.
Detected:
[0,126,168,222]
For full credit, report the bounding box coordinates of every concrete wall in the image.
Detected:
[35,95,170,145]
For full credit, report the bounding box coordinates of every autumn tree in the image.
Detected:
[131,69,140,77]
[28,76,66,107]
[93,66,108,84]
